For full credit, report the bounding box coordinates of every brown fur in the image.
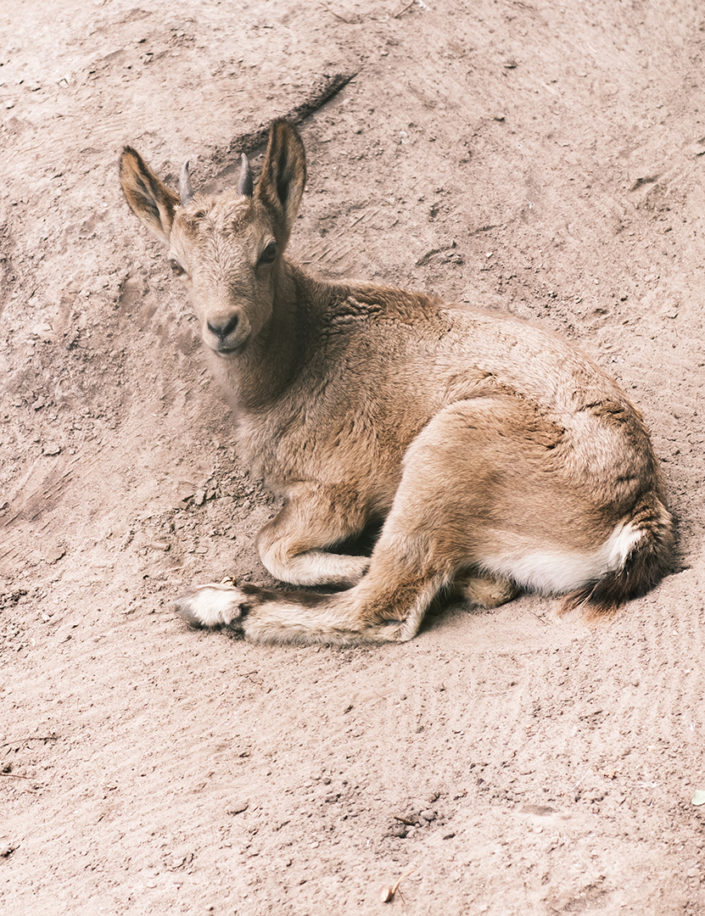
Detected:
[119,120,674,646]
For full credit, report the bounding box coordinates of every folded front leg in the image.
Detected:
[255,482,373,587]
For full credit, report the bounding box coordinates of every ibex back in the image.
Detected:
[119,120,673,646]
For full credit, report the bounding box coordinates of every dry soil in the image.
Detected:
[1,1,705,913]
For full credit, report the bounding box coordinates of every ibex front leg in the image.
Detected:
[256,483,371,587]
[174,483,372,629]
[174,470,447,644]
[174,556,446,645]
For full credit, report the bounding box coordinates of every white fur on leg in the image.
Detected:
[175,583,246,628]
[258,543,370,587]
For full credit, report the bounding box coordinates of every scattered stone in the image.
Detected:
[629,175,658,191]
[149,540,170,551]
[42,442,62,456]
[45,545,66,565]
[226,800,249,815]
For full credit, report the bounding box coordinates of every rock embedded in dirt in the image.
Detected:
[45,545,66,565]
[226,800,249,816]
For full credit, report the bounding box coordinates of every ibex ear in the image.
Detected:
[119,147,179,245]
[255,120,307,245]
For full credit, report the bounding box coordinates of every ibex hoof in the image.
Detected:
[175,581,247,629]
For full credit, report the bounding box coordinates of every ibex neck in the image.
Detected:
[211,259,317,413]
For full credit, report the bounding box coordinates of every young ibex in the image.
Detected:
[119,120,673,646]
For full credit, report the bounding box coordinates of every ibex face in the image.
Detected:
[167,193,280,355]
[119,121,306,357]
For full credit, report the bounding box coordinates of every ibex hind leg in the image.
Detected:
[239,573,447,646]
[175,578,439,646]
[454,572,519,608]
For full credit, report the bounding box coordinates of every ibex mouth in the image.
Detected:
[214,340,247,357]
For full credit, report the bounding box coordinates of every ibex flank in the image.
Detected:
[119,120,673,646]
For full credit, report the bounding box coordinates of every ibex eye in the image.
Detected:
[169,259,185,276]
[258,241,277,265]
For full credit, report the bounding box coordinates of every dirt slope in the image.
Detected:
[1,1,704,912]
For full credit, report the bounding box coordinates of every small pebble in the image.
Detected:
[226,800,249,815]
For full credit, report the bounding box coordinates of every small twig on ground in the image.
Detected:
[208,71,358,183]
[350,207,381,228]
[243,670,264,688]
[321,4,360,23]
[528,609,548,625]
[1,734,59,747]
[393,814,417,826]
[380,864,416,903]
[393,0,416,18]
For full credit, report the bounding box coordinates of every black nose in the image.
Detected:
[207,314,239,340]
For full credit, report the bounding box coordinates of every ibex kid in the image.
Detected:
[119,120,673,646]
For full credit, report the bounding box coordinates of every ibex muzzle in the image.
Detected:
[119,120,674,647]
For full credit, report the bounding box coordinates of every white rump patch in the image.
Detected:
[482,520,644,595]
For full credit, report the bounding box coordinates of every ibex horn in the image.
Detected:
[238,153,253,197]
[180,160,194,206]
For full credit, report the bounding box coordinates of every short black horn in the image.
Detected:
[180,160,194,206]
[238,153,253,197]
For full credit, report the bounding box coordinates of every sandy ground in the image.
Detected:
[1,0,705,912]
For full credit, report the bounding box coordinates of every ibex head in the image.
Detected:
[119,120,306,356]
